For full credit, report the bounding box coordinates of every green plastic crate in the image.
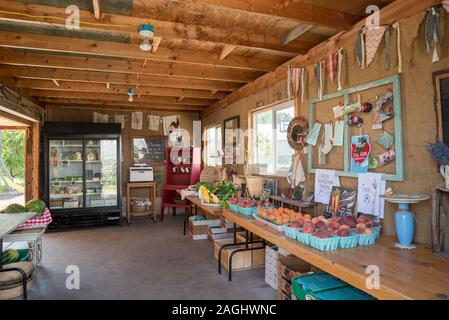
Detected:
[292,273,347,300]
[310,286,375,300]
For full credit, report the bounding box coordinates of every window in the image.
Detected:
[205,124,222,167]
[436,72,449,145]
[252,101,295,175]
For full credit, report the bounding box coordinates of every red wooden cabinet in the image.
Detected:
[160,147,201,221]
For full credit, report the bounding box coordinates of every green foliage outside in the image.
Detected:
[0,130,25,191]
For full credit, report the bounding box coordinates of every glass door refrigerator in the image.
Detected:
[43,123,122,229]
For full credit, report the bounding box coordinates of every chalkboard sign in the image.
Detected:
[133,136,167,165]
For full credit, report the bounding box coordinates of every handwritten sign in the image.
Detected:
[314,169,340,204]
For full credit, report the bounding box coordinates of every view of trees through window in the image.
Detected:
[0,130,25,208]
[253,103,294,175]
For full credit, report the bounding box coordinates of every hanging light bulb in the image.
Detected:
[127,88,135,102]
[140,38,152,52]
[139,24,154,52]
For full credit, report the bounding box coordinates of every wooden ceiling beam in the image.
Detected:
[219,45,236,60]
[203,0,440,117]
[0,31,281,72]
[281,24,314,46]
[0,0,312,55]
[15,79,226,100]
[43,101,205,112]
[0,48,263,83]
[181,0,360,30]
[27,89,213,106]
[0,65,242,92]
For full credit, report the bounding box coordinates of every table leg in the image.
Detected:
[0,238,3,270]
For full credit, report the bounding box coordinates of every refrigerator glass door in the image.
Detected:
[85,139,118,208]
[48,140,84,209]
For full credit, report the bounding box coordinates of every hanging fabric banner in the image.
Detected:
[315,61,324,100]
[355,28,364,68]
[148,115,160,131]
[291,67,301,96]
[425,6,441,63]
[287,65,292,100]
[384,26,392,71]
[131,112,143,130]
[114,114,126,129]
[337,48,344,91]
[392,23,402,73]
[325,51,337,83]
[364,26,387,67]
[300,67,307,103]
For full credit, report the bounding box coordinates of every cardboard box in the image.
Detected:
[278,255,312,282]
[236,232,264,268]
[213,238,264,271]
[213,239,252,271]
[189,216,221,240]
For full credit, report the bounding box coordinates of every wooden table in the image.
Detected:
[186,195,222,218]
[125,182,157,223]
[223,209,449,300]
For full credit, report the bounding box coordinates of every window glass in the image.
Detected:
[252,103,295,175]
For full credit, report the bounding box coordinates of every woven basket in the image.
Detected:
[199,167,218,182]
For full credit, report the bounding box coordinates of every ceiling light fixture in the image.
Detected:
[139,24,155,52]
[127,87,135,102]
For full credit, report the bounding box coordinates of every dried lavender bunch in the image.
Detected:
[427,141,449,165]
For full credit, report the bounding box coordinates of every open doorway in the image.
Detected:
[0,129,25,208]
[0,114,29,210]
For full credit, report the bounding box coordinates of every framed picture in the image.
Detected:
[222,115,240,164]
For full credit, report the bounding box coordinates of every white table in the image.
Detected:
[0,213,35,269]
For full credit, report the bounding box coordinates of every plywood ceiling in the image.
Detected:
[0,0,393,112]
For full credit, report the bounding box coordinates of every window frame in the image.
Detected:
[251,100,296,176]
[204,123,222,167]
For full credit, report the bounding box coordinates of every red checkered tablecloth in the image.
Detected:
[17,207,52,230]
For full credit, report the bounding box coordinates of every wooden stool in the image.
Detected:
[0,262,34,300]
[3,228,45,271]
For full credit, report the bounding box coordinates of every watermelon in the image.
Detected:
[3,203,26,214]
[2,249,19,264]
[25,199,46,217]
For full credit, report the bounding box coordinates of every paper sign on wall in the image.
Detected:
[314,169,340,204]
[305,123,322,146]
[333,120,344,146]
[357,173,386,218]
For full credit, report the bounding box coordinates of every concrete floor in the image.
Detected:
[28,215,277,300]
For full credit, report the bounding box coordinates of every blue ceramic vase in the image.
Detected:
[395,203,414,247]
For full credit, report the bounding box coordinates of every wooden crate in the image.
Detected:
[278,255,312,282]
[432,186,449,259]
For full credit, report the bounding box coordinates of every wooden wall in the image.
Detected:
[202,10,449,245]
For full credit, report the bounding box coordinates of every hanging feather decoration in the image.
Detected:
[315,62,323,100]
[425,6,441,63]
[384,26,392,71]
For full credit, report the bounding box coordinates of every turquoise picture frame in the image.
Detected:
[307,75,404,181]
